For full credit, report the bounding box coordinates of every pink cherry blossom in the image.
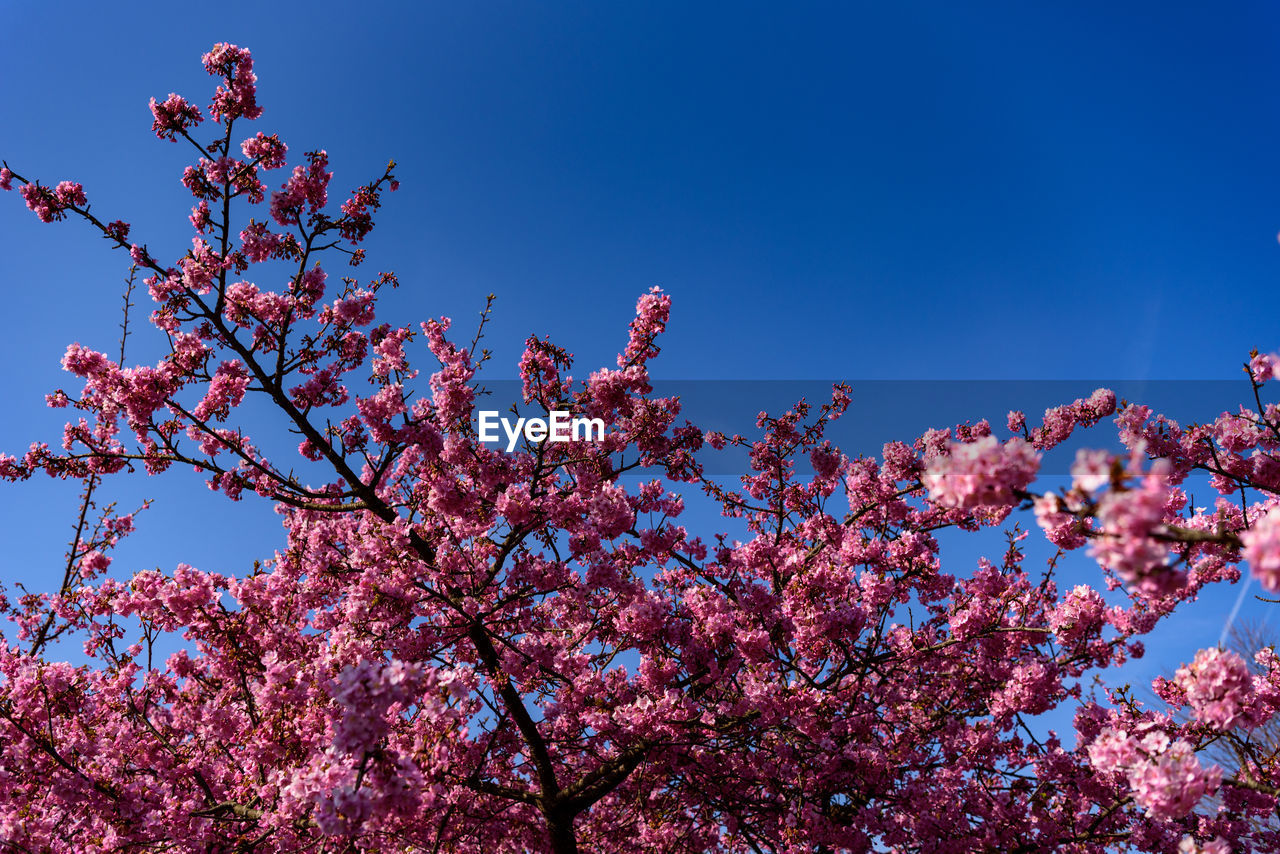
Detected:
[1174,647,1257,731]
[1089,460,1182,596]
[1179,837,1231,854]
[922,434,1040,510]
[1241,504,1280,592]
[5,41,1280,854]
[149,93,203,140]
[1126,740,1221,820]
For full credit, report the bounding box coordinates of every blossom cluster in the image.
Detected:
[1173,648,1260,731]
[922,434,1040,510]
[1088,724,1221,820]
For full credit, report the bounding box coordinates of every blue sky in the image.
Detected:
[1,1,1279,730]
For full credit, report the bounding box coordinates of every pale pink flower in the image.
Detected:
[922,435,1040,510]
[1174,648,1255,731]
[1241,504,1280,592]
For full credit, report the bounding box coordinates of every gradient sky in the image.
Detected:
[2,1,1280,733]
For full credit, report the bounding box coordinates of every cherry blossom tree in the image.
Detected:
[2,43,1280,853]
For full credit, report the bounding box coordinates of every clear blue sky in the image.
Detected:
[1,1,1279,717]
